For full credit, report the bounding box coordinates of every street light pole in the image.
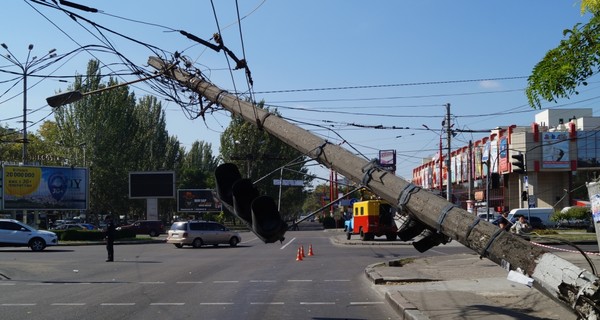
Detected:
[0,43,56,164]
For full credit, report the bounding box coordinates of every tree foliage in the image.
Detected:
[51,60,182,218]
[526,5,600,108]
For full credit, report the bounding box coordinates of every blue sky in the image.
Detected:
[0,1,596,182]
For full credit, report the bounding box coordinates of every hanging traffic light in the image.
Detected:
[215,163,287,243]
[511,153,526,174]
[412,228,451,253]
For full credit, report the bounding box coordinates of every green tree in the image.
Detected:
[178,141,220,189]
[219,102,311,220]
[51,60,182,220]
[526,3,600,108]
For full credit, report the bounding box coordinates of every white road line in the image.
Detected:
[213,280,238,283]
[324,279,351,282]
[176,281,203,284]
[0,282,16,286]
[26,283,53,286]
[150,303,185,306]
[250,302,284,305]
[199,302,234,305]
[280,237,296,249]
[100,303,136,306]
[1,303,37,306]
[139,281,165,284]
[51,303,86,306]
[300,302,335,305]
[287,279,312,282]
[249,280,276,283]
[349,302,385,305]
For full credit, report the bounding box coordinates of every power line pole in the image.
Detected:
[148,56,600,317]
[445,103,452,202]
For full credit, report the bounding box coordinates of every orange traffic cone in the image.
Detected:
[308,244,314,256]
[300,245,305,258]
[296,247,303,261]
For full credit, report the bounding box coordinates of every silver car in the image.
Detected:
[167,221,241,248]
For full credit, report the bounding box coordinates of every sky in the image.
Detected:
[0,1,597,184]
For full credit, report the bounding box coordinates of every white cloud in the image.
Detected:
[479,80,502,89]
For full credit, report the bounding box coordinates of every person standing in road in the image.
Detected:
[105,215,115,262]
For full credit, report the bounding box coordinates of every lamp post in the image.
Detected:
[1,43,57,164]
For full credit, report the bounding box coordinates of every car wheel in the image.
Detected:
[174,244,183,248]
[149,230,159,237]
[192,238,203,248]
[229,237,239,247]
[29,238,46,251]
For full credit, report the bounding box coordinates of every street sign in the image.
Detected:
[273,179,304,186]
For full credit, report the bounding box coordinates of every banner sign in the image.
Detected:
[542,132,570,169]
[177,189,220,212]
[3,165,88,210]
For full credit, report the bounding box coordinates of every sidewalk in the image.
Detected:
[332,232,598,319]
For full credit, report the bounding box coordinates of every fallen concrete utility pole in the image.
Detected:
[148,56,600,318]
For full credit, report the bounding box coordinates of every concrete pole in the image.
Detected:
[148,56,600,318]
[445,103,451,202]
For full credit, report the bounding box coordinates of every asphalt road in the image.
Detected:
[0,229,471,320]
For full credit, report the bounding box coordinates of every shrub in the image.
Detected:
[551,207,590,221]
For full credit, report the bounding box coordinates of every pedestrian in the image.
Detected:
[105,215,115,262]
[510,215,531,236]
[493,211,511,231]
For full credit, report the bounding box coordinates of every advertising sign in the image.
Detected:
[129,171,175,199]
[177,189,220,212]
[542,132,570,169]
[3,165,88,210]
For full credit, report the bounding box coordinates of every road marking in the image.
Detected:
[139,281,165,284]
[51,303,86,306]
[324,279,351,282]
[176,281,203,284]
[250,280,276,283]
[0,282,16,286]
[213,280,238,283]
[350,301,385,305]
[150,303,185,306]
[300,302,335,305]
[100,303,136,306]
[280,237,296,249]
[250,302,284,305]
[27,283,53,286]
[199,302,234,305]
[287,279,312,282]
[1,303,37,306]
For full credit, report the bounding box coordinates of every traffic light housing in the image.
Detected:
[511,153,526,174]
[396,215,450,252]
[215,163,287,243]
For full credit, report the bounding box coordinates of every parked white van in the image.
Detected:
[507,207,556,228]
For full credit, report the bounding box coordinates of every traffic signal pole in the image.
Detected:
[148,56,600,318]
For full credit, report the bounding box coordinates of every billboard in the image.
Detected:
[2,165,89,210]
[177,189,220,212]
[129,171,175,199]
[542,132,570,169]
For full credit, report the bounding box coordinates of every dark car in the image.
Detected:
[117,220,164,237]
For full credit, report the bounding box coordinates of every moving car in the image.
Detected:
[117,220,164,237]
[0,219,58,251]
[167,221,241,248]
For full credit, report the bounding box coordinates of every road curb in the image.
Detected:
[365,261,431,320]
